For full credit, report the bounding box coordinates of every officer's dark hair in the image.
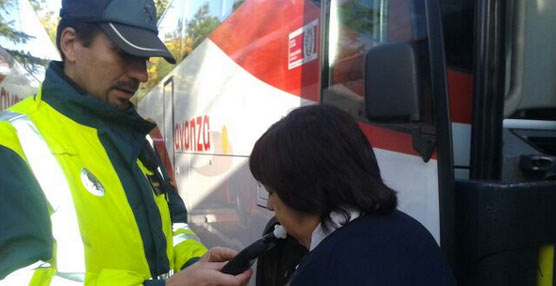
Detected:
[55,18,102,61]
[249,104,397,232]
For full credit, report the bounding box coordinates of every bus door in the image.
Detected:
[163,77,175,168]
[257,0,454,284]
[454,0,556,285]
[322,0,454,255]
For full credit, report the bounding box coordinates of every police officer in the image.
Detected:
[0,0,252,285]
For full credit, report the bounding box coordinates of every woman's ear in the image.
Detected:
[59,27,78,62]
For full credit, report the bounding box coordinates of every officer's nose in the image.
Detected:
[127,57,148,83]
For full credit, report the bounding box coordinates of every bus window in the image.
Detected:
[323,0,390,117]
[439,0,474,72]
[504,0,556,120]
[501,0,556,182]
[323,0,433,128]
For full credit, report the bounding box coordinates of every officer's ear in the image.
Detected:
[60,27,79,63]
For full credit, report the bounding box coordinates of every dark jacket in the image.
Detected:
[291,210,456,285]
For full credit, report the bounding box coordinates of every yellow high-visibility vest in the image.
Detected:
[0,89,206,286]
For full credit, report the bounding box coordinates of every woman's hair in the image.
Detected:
[249,104,397,231]
[56,19,102,61]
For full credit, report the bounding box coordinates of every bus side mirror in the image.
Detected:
[364,42,436,162]
[364,42,421,123]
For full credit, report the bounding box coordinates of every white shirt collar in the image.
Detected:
[309,208,360,251]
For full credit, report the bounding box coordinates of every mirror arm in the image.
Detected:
[411,127,436,162]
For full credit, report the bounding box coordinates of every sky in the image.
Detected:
[43,0,61,15]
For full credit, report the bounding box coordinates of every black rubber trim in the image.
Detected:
[455,180,556,286]
[425,0,456,267]
[318,0,330,102]
[469,0,506,180]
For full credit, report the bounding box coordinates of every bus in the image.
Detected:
[126,0,555,285]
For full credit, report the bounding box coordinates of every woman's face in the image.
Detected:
[265,187,319,249]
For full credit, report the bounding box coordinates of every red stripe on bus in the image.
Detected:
[447,70,473,124]
[358,70,471,157]
[359,122,438,160]
[211,2,472,130]
[209,0,320,102]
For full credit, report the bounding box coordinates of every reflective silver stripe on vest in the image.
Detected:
[145,134,167,182]
[1,111,86,281]
[172,223,201,246]
[0,261,85,286]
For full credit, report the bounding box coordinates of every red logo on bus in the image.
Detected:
[174,115,211,152]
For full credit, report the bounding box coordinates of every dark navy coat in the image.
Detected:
[291,210,456,285]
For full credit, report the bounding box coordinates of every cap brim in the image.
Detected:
[100,22,176,64]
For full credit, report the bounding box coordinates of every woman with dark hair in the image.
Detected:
[249,104,455,285]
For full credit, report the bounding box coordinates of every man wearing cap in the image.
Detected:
[0,0,251,285]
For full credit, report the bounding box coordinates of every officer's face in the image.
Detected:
[266,188,319,249]
[69,31,148,111]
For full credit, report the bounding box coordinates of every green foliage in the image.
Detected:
[0,21,32,43]
[186,3,220,50]
[137,2,221,99]
[28,0,45,11]
[7,49,49,73]
[339,2,381,36]
[154,0,170,20]
[155,60,174,84]
[38,11,58,45]
[0,0,32,44]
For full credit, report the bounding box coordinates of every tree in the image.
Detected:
[38,10,58,45]
[339,2,381,36]
[28,0,44,11]
[136,2,221,101]
[0,0,32,44]
[186,3,220,50]
[0,0,49,74]
[154,0,170,20]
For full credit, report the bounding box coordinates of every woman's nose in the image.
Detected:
[266,196,274,211]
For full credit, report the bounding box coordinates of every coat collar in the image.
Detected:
[309,208,361,251]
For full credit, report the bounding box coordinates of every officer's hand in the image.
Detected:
[200,246,239,263]
[165,261,252,286]
[165,247,252,286]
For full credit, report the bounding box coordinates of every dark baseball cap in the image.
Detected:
[60,0,176,64]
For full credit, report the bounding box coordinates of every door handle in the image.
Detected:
[519,154,556,180]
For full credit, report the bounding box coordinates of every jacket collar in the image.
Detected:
[309,208,361,251]
[40,61,155,134]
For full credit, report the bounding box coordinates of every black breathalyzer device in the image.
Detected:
[221,225,287,275]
